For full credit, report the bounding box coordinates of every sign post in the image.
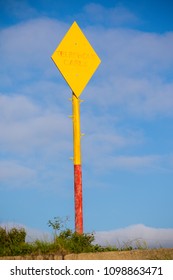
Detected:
[51,21,101,233]
[72,92,83,233]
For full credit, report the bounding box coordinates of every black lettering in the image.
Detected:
[54,269,60,275]
[35,269,41,275]
[45,268,50,275]
[10,269,14,275]
[65,266,71,275]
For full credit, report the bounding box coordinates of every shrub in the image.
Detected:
[53,229,104,254]
[0,226,27,256]
[8,227,26,245]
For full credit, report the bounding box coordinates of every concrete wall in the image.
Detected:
[0,248,173,260]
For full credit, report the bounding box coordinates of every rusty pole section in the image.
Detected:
[72,92,83,234]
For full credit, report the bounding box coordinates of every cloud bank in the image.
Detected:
[94,224,173,248]
[0,222,51,242]
[1,222,173,248]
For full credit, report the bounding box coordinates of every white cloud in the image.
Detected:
[81,110,145,156]
[0,160,36,187]
[94,224,173,248]
[83,133,142,165]
[83,24,173,117]
[0,93,73,189]
[2,0,38,20]
[79,3,138,26]
[0,94,71,155]
[0,94,39,121]
[107,155,161,170]
[0,222,51,242]
[98,29,173,75]
[83,152,167,173]
[0,18,68,83]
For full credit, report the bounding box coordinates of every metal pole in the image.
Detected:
[72,92,83,234]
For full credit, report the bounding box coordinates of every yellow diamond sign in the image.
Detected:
[51,21,101,97]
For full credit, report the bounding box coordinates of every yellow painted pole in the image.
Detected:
[72,92,83,234]
[72,92,81,165]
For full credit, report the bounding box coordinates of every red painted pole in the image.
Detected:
[74,165,83,234]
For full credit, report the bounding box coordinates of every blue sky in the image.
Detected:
[0,0,173,247]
